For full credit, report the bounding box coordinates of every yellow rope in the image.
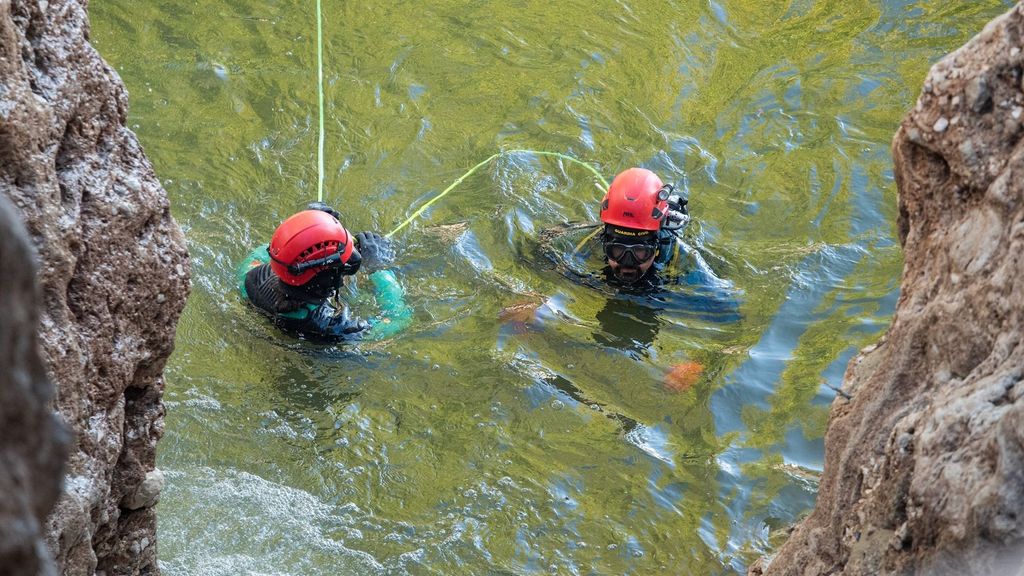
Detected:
[315,0,325,201]
[386,149,609,238]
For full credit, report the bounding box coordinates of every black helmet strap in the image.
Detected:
[267,243,361,277]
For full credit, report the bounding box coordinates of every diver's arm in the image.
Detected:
[346,231,411,339]
[364,269,413,340]
[298,271,411,341]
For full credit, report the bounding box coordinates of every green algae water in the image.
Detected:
[90,1,1013,573]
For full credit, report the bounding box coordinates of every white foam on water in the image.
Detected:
[624,424,676,468]
[158,467,386,576]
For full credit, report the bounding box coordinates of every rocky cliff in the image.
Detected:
[0,195,69,576]
[755,5,1024,575]
[0,1,190,575]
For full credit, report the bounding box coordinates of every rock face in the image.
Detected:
[0,195,69,576]
[757,5,1024,576]
[0,1,190,574]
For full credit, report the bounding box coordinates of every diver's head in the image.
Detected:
[599,168,672,283]
[267,209,361,297]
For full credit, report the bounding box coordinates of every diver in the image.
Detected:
[539,166,741,301]
[535,167,741,356]
[240,202,411,342]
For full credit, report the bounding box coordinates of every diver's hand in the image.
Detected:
[306,201,341,220]
[312,303,370,338]
[355,231,394,273]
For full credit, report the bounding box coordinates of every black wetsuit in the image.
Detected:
[243,263,369,342]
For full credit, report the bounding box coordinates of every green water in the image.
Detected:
[89,1,1012,574]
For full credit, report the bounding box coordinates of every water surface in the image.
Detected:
[90,1,1013,573]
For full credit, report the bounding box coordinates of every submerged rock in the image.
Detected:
[0,1,190,574]
[757,5,1024,575]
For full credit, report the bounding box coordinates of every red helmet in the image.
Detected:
[599,168,670,232]
[268,210,353,286]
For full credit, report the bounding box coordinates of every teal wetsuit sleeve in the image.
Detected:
[364,269,413,340]
[238,244,271,299]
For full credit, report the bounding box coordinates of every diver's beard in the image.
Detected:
[613,267,642,283]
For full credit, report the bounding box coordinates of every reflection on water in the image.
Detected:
[91,0,1013,573]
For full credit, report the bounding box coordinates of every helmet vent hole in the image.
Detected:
[297,241,338,262]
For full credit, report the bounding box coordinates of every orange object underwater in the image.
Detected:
[664,361,704,392]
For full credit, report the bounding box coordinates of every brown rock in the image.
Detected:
[0,194,69,576]
[0,0,190,574]
[757,5,1024,575]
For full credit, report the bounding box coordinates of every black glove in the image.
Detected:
[354,231,394,274]
[309,302,370,339]
[306,202,341,220]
